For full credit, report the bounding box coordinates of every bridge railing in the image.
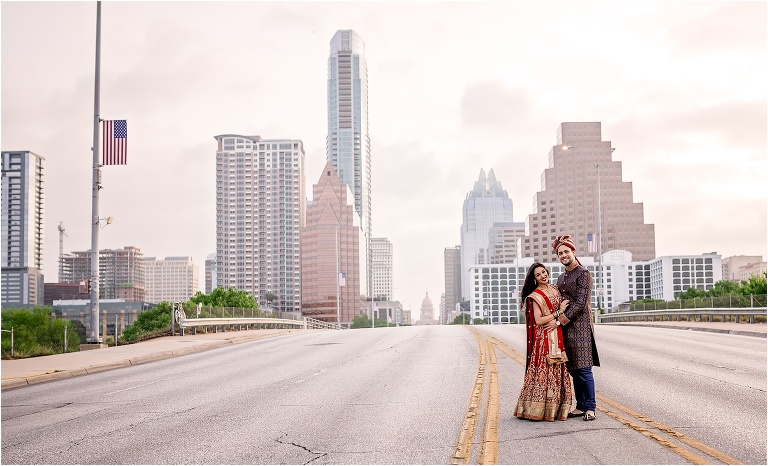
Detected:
[625,295,766,311]
[597,307,767,324]
[170,304,339,335]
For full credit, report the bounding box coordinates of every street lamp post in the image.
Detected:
[562,145,614,323]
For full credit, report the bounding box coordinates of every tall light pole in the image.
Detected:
[88,1,103,344]
[562,145,614,323]
[335,223,340,329]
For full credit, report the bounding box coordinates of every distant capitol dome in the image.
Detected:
[420,292,434,321]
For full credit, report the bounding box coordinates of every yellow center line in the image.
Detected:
[473,327,741,465]
[479,339,499,464]
[451,328,487,464]
[596,405,711,464]
[597,395,742,465]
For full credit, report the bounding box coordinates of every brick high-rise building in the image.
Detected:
[521,122,655,263]
[300,162,360,326]
[214,135,306,313]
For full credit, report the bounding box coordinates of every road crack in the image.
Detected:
[275,432,328,464]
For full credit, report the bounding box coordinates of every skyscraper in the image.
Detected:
[443,245,462,322]
[1,150,45,305]
[300,162,360,326]
[214,135,306,312]
[460,169,514,300]
[371,237,393,300]
[327,29,372,299]
[520,122,655,263]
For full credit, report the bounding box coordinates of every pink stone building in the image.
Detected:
[301,162,360,326]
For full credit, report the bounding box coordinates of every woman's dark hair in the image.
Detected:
[520,262,548,310]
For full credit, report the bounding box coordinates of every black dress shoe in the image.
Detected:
[568,410,585,418]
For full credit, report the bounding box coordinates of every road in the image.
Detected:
[1,325,765,464]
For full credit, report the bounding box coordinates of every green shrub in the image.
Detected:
[2,307,82,359]
[120,302,172,343]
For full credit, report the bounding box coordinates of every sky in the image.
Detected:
[2,1,766,314]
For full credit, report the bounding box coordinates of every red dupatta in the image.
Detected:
[524,288,567,369]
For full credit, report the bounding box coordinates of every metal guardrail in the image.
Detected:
[170,304,339,336]
[597,307,767,324]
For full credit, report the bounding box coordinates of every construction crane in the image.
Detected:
[58,221,68,282]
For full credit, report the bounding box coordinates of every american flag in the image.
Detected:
[102,119,127,165]
[339,272,346,287]
[587,233,597,253]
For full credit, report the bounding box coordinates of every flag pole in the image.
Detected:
[88,0,102,343]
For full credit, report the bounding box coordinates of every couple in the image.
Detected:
[513,235,601,422]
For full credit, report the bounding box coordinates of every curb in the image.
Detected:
[602,323,766,338]
[1,329,303,391]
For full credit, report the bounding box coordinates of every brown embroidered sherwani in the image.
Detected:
[556,264,600,370]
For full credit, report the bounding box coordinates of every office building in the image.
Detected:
[214,135,306,313]
[488,222,526,264]
[460,168,514,300]
[300,162,360,326]
[1,150,45,306]
[327,29,372,299]
[467,250,722,323]
[443,245,462,323]
[371,237,393,300]
[143,256,199,304]
[60,246,145,301]
[43,282,88,305]
[205,253,217,293]
[521,122,655,263]
[722,255,766,283]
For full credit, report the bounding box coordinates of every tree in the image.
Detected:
[350,314,371,329]
[451,313,471,325]
[707,280,740,297]
[263,292,277,307]
[188,287,259,308]
[678,286,707,300]
[740,272,767,296]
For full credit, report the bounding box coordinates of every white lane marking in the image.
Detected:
[105,379,165,395]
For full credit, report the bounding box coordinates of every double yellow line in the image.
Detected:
[450,326,742,465]
[450,328,500,464]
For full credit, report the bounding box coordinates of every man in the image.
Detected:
[546,235,600,421]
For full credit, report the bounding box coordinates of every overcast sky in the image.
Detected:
[2,1,766,313]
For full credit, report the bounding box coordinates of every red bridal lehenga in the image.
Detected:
[514,285,573,421]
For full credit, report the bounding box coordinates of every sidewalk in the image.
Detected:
[1,328,312,391]
[600,320,766,338]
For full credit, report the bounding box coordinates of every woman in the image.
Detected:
[514,262,573,421]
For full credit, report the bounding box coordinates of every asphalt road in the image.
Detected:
[1,325,765,464]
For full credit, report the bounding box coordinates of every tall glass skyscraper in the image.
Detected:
[327,29,371,298]
[460,169,514,301]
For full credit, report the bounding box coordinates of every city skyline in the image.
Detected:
[1,2,765,313]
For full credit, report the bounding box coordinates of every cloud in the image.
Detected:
[460,80,533,130]
[666,3,767,56]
